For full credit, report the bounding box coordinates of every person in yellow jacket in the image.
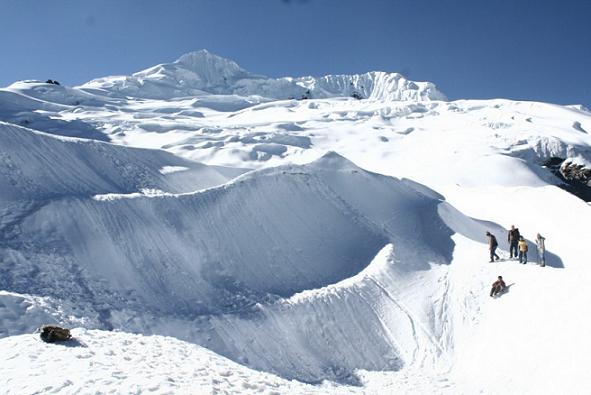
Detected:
[518,236,528,264]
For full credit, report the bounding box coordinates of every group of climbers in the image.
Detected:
[485,225,546,266]
[507,225,531,264]
[486,225,547,297]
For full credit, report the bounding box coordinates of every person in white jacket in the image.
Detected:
[536,233,546,267]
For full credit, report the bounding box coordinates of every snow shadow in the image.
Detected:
[491,283,514,298]
[418,201,455,265]
[495,283,515,298]
[34,117,110,141]
[41,337,88,348]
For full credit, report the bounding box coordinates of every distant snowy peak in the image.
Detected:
[174,49,250,78]
[80,49,447,101]
[133,49,257,92]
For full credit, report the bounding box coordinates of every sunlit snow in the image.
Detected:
[1,50,590,394]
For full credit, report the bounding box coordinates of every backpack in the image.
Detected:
[491,235,498,247]
[39,325,72,343]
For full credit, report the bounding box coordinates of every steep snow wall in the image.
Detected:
[80,50,447,101]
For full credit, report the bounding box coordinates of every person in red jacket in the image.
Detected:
[490,276,506,297]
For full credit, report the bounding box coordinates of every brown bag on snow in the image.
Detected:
[39,325,72,343]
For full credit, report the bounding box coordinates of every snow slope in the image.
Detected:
[3,186,589,393]
[0,126,469,383]
[0,122,240,201]
[443,186,591,395]
[0,329,352,395]
[9,81,588,193]
[104,98,591,191]
[1,51,591,394]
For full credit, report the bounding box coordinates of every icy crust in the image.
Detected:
[80,49,447,101]
[0,122,238,201]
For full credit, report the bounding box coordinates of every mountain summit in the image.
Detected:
[80,50,447,101]
[174,49,248,77]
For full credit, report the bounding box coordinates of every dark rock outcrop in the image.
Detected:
[543,157,591,201]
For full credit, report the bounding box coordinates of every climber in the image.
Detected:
[507,225,520,259]
[518,236,528,264]
[486,231,500,262]
[490,276,507,297]
[536,233,546,267]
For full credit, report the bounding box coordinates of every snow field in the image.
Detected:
[0,329,355,395]
[0,50,590,394]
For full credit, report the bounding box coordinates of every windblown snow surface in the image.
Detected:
[1,51,591,394]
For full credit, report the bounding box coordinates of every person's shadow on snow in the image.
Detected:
[495,283,515,298]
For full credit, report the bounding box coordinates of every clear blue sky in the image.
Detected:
[1,0,590,106]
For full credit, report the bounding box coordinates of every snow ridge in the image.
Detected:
[0,122,237,201]
[80,49,447,101]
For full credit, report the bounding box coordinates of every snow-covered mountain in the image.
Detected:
[1,51,591,394]
[80,49,447,101]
